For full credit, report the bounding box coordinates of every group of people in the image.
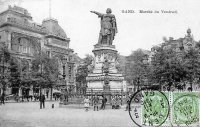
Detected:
[83,95,107,111]
[83,94,132,111]
[111,95,121,109]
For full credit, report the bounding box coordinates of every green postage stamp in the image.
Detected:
[142,91,170,127]
[172,92,199,127]
[130,91,200,127]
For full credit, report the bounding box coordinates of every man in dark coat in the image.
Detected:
[100,96,104,110]
[102,96,107,110]
[93,95,99,111]
[1,92,5,105]
[40,94,45,109]
[100,96,105,110]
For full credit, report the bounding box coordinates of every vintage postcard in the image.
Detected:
[0,0,200,127]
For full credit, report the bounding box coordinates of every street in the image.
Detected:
[0,102,133,127]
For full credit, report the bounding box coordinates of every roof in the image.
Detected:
[0,5,32,20]
[42,18,68,40]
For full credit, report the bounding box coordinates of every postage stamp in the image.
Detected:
[172,92,199,127]
[141,91,170,127]
[129,90,170,127]
[129,90,200,127]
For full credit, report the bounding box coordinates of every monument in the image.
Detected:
[86,8,125,101]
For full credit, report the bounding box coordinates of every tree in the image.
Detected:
[9,58,21,94]
[116,53,126,75]
[150,41,200,91]
[150,45,187,90]
[76,54,94,94]
[182,47,200,90]
[0,44,11,94]
[31,51,60,99]
[125,49,150,90]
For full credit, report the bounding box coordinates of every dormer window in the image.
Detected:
[46,51,51,57]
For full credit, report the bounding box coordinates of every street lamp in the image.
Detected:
[61,56,68,79]
[61,56,68,103]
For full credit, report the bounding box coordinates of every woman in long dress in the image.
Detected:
[84,96,90,111]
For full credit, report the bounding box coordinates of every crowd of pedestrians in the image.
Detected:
[82,94,132,112]
[111,95,121,109]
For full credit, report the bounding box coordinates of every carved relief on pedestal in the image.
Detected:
[92,47,118,74]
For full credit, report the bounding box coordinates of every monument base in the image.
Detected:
[86,44,126,103]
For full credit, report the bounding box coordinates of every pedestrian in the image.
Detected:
[115,95,120,109]
[26,94,29,102]
[111,96,117,109]
[93,94,99,111]
[83,96,90,111]
[30,95,33,101]
[101,96,107,110]
[46,90,49,99]
[15,94,19,102]
[1,92,5,105]
[39,94,45,109]
[125,94,132,111]
[103,96,107,110]
[54,94,57,101]
[100,95,104,110]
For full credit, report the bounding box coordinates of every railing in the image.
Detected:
[5,17,46,33]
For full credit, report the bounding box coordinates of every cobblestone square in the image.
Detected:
[0,102,133,127]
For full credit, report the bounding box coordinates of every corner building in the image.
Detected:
[0,5,75,95]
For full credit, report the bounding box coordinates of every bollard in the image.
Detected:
[52,104,54,108]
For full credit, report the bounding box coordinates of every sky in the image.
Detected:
[1,0,200,58]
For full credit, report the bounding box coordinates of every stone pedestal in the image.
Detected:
[86,44,125,96]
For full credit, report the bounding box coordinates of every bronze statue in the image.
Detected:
[90,8,118,45]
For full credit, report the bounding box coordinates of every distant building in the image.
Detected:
[151,29,198,59]
[150,29,199,90]
[124,29,199,91]
[0,5,75,96]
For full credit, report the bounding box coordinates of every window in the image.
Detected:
[19,45,22,52]
[46,51,50,57]
[23,46,27,53]
[27,47,31,54]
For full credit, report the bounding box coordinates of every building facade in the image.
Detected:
[0,5,75,96]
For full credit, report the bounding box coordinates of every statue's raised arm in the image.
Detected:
[90,11,103,17]
[90,8,117,46]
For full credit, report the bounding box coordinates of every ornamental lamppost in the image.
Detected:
[61,56,68,102]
